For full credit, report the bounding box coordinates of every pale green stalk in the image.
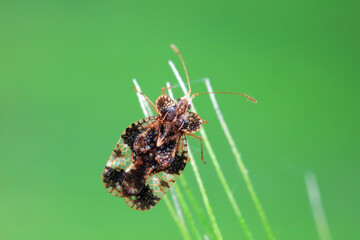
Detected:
[178,176,214,239]
[188,148,222,240]
[168,61,223,240]
[170,187,191,240]
[305,172,332,240]
[174,184,202,240]
[198,128,253,240]
[205,79,274,240]
[167,83,205,240]
[133,79,191,240]
[164,195,191,240]
[169,60,253,239]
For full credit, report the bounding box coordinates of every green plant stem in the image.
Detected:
[178,177,214,239]
[169,187,189,237]
[174,184,202,240]
[188,149,223,240]
[305,172,332,240]
[169,61,252,239]
[167,82,222,240]
[199,127,254,240]
[167,83,214,239]
[164,196,191,240]
[205,78,275,240]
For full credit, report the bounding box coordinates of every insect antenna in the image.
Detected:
[170,44,192,97]
[191,91,257,103]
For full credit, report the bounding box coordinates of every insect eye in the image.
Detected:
[177,98,181,102]
[188,104,192,109]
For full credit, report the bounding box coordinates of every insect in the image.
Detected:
[102,44,257,210]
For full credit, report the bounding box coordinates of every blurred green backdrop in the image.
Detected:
[1,0,359,239]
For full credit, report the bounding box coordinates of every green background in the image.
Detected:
[1,0,359,239]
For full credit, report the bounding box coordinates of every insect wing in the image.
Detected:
[102,116,158,197]
[156,95,176,114]
[123,133,189,210]
[183,112,202,133]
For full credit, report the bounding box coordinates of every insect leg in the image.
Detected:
[161,86,173,96]
[133,87,159,114]
[185,133,206,164]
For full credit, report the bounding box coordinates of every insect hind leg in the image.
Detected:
[186,133,206,164]
[161,86,173,96]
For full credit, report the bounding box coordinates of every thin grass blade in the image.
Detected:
[205,78,275,240]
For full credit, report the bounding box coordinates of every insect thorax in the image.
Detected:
[156,95,202,134]
[160,103,189,132]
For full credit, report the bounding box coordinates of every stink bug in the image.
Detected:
[102,44,257,210]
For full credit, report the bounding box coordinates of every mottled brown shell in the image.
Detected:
[103,92,203,210]
[102,116,189,211]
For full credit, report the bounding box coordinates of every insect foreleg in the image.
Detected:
[185,133,206,164]
[161,86,173,96]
